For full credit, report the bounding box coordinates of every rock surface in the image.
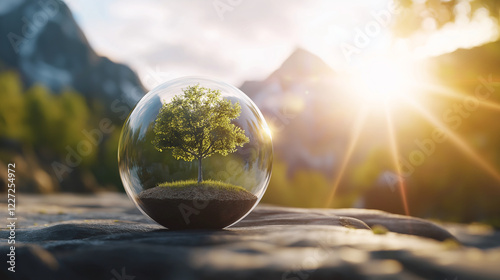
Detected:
[1,193,500,280]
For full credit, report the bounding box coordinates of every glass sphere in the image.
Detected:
[118,76,273,229]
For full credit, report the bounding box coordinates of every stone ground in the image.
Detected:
[1,193,499,280]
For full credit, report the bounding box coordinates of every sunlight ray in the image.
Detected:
[384,105,411,216]
[417,83,500,112]
[406,98,500,183]
[324,106,368,207]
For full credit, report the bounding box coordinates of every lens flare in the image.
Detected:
[325,106,368,207]
[384,106,410,216]
[407,98,500,183]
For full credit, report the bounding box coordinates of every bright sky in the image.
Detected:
[65,0,498,89]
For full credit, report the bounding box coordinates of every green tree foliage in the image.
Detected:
[0,71,25,140]
[262,159,356,208]
[0,71,119,191]
[0,72,91,155]
[153,84,249,183]
[395,0,500,37]
[23,85,92,158]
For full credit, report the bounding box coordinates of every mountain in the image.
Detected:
[239,48,351,175]
[0,0,145,109]
[0,0,146,193]
[426,40,500,89]
[241,48,336,100]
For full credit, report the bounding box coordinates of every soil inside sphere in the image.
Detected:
[138,182,257,229]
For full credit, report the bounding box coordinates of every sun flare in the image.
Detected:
[347,57,422,108]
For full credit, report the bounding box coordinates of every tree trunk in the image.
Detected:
[197,157,203,183]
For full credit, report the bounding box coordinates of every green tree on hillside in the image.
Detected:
[152,84,249,183]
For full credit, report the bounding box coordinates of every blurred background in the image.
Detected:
[1,0,500,226]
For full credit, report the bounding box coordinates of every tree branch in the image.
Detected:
[201,142,214,158]
[178,145,198,157]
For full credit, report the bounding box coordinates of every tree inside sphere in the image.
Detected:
[118,77,273,229]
